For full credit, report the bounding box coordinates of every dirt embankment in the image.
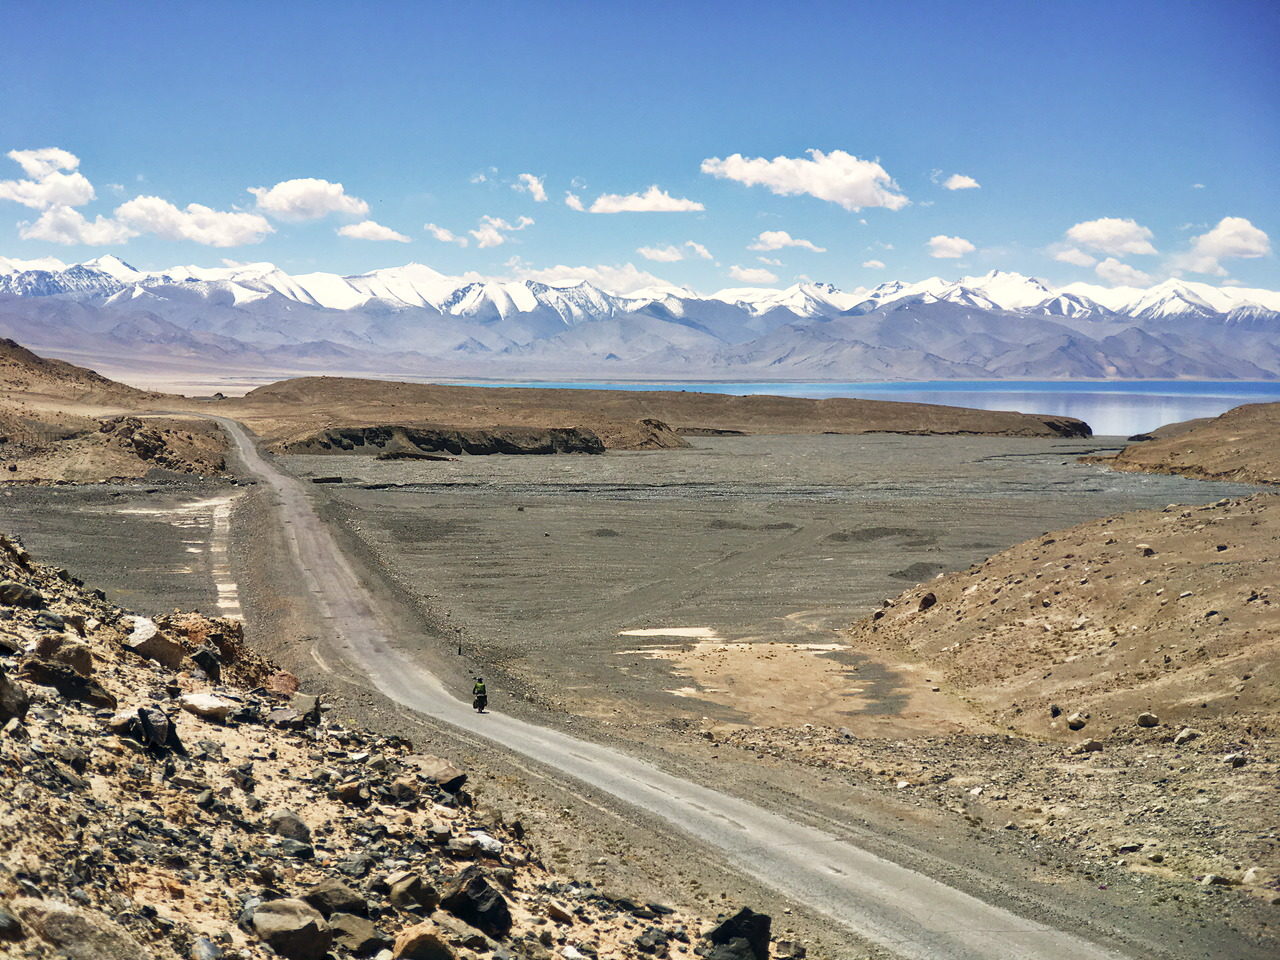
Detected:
[212,375,1091,449]
[0,529,788,960]
[713,494,1278,903]
[277,424,609,457]
[1087,401,1280,486]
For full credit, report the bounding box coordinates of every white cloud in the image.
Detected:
[927,235,975,259]
[1172,216,1270,276]
[18,205,137,245]
[589,185,704,213]
[1095,257,1152,286]
[756,256,782,266]
[747,229,826,252]
[564,191,585,211]
[1053,247,1097,267]
[636,240,713,262]
[943,173,980,190]
[503,258,669,294]
[337,219,410,242]
[116,196,274,246]
[513,173,547,203]
[862,259,886,269]
[248,178,369,221]
[425,222,468,246]
[469,214,533,248]
[1192,183,1205,189]
[1064,217,1157,257]
[729,264,778,284]
[469,168,496,184]
[700,149,908,212]
[637,244,685,262]
[0,148,95,209]
[7,147,80,180]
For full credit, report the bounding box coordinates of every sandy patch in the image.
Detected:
[618,634,986,735]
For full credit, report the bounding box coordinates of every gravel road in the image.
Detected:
[202,411,1137,960]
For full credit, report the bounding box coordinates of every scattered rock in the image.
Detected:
[1069,738,1103,754]
[1200,874,1236,887]
[121,616,187,669]
[329,913,390,956]
[269,808,312,842]
[250,898,333,960]
[917,592,937,612]
[1173,727,1201,745]
[0,580,44,608]
[12,897,150,960]
[706,907,771,960]
[0,904,23,941]
[178,692,235,723]
[1136,712,1159,728]
[393,921,456,959]
[0,664,29,724]
[303,878,367,917]
[439,866,512,939]
[1223,753,1248,768]
[406,754,468,792]
[388,871,440,912]
[17,659,116,708]
[1065,712,1088,731]
[264,669,301,695]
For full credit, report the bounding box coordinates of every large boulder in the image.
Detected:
[387,870,439,911]
[439,866,511,939]
[393,921,456,959]
[250,899,332,960]
[707,907,771,960]
[121,617,187,669]
[302,878,366,917]
[178,693,235,723]
[268,808,312,842]
[12,897,151,960]
[36,635,93,676]
[0,664,29,724]
[17,659,116,708]
[329,913,390,956]
[0,580,44,608]
[405,754,468,792]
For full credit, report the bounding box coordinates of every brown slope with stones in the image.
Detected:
[0,530,790,960]
[1087,401,1280,486]
[0,339,226,483]
[709,493,1278,908]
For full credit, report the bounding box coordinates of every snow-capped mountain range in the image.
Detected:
[1,254,1278,381]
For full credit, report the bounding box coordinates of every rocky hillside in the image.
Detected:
[1,415,227,484]
[0,531,787,960]
[0,337,153,405]
[711,494,1279,911]
[1090,401,1280,486]
[0,339,226,483]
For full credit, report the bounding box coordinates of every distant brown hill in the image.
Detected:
[0,337,154,405]
[228,376,1091,451]
[0,339,223,482]
[1090,402,1279,486]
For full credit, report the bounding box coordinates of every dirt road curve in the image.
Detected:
[209,414,1130,960]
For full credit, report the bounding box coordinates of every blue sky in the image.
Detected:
[2,0,1276,292]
